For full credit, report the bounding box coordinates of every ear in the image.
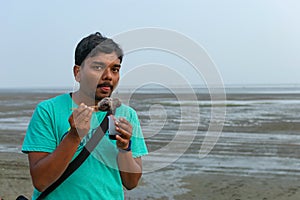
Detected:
[73,65,81,82]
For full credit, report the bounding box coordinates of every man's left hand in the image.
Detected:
[115,117,132,150]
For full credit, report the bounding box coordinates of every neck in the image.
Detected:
[72,90,99,106]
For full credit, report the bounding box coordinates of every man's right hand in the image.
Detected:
[68,103,94,139]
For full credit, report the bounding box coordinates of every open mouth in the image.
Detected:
[97,83,113,92]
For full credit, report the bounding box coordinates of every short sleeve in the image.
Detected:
[22,102,57,153]
[129,109,148,158]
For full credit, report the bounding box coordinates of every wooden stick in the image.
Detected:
[70,105,98,110]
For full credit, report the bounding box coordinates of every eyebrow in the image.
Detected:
[91,61,105,66]
[113,64,121,68]
[91,62,121,68]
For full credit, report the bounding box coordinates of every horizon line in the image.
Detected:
[1,83,300,90]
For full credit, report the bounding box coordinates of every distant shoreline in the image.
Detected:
[1,84,300,95]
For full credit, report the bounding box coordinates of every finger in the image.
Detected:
[118,117,131,126]
[115,117,132,129]
[86,107,94,117]
[77,108,90,120]
[77,103,89,113]
[115,121,132,135]
[116,135,129,145]
[115,126,131,139]
[115,124,130,136]
[72,103,88,116]
[75,106,93,124]
[81,107,93,123]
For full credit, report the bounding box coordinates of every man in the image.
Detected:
[22,32,148,199]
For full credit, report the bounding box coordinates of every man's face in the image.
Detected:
[76,52,121,101]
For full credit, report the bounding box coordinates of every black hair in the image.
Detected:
[74,32,123,66]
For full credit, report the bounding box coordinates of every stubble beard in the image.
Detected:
[94,90,112,102]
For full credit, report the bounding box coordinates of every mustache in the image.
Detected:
[97,83,113,89]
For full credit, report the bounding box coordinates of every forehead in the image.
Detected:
[84,52,120,65]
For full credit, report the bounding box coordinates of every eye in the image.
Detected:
[93,65,105,71]
[112,66,120,73]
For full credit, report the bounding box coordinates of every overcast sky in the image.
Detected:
[1,0,300,88]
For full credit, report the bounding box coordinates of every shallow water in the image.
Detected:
[1,87,300,198]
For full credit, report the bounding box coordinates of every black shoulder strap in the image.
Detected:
[36,113,110,200]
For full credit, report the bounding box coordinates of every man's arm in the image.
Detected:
[115,117,143,190]
[118,153,142,190]
[28,103,93,192]
[28,130,80,192]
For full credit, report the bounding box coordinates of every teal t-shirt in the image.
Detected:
[22,93,148,200]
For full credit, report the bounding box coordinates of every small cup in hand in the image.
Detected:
[108,116,121,140]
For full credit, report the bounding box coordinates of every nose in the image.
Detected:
[101,67,112,81]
